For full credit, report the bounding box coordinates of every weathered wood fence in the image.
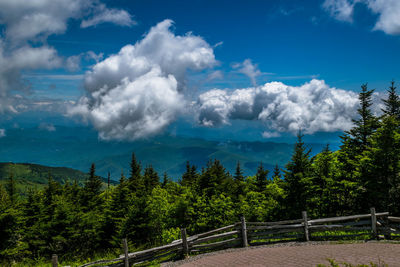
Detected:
[77,208,400,267]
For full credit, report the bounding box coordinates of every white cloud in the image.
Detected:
[197,79,359,134]
[323,0,400,35]
[0,129,5,138]
[262,131,281,138]
[39,122,56,132]
[0,0,134,114]
[69,20,216,140]
[81,3,135,28]
[233,59,261,86]
[0,0,135,43]
[85,51,104,63]
[207,70,223,81]
[323,0,359,22]
[368,0,400,35]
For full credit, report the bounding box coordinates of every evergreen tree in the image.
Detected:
[162,172,169,188]
[83,163,102,207]
[234,162,244,182]
[347,84,379,152]
[284,132,312,218]
[382,81,400,119]
[337,84,379,213]
[311,145,335,217]
[128,152,143,192]
[107,171,111,190]
[5,173,16,205]
[198,159,232,197]
[255,163,269,192]
[143,165,159,193]
[233,161,245,197]
[361,116,400,214]
[181,161,194,186]
[272,164,281,181]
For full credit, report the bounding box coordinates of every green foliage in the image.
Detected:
[318,258,388,267]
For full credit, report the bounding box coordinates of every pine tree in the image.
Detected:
[181,161,194,186]
[162,172,169,188]
[107,171,111,190]
[5,173,16,205]
[234,162,244,182]
[128,152,143,192]
[311,144,335,217]
[272,164,281,181]
[382,81,400,119]
[83,163,103,207]
[143,165,159,193]
[198,159,231,197]
[361,116,400,214]
[284,132,312,218]
[347,83,379,151]
[255,163,269,192]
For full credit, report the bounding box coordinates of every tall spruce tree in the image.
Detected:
[181,161,194,186]
[382,81,400,119]
[162,172,169,188]
[255,163,269,192]
[337,84,379,212]
[5,173,16,205]
[143,165,159,193]
[234,162,245,182]
[129,152,143,192]
[272,164,281,181]
[284,132,312,218]
[347,84,379,151]
[361,116,400,214]
[83,163,102,207]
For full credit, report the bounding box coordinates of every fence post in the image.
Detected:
[181,228,189,258]
[384,214,391,240]
[240,216,249,247]
[52,254,58,267]
[370,207,378,240]
[123,238,129,267]
[302,211,310,241]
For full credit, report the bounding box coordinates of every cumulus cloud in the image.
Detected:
[0,129,5,138]
[0,0,135,43]
[0,43,62,113]
[197,79,360,134]
[233,59,261,86]
[69,19,216,140]
[323,0,400,35]
[0,0,134,115]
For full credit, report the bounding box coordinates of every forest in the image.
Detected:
[1,82,400,265]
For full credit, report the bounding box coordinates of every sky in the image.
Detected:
[0,0,400,143]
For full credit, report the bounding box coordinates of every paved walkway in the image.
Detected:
[175,242,400,267]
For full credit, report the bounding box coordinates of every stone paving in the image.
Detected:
[174,242,400,267]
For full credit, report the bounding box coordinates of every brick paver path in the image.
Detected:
[176,242,400,267]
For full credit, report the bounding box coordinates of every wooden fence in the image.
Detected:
[75,208,400,267]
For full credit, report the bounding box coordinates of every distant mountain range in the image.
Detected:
[0,126,332,181]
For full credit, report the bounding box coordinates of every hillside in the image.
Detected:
[0,162,115,193]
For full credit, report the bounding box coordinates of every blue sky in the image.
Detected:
[1,0,400,143]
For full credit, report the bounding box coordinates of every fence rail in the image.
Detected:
[77,208,400,267]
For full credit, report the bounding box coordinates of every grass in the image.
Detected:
[317,258,388,267]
